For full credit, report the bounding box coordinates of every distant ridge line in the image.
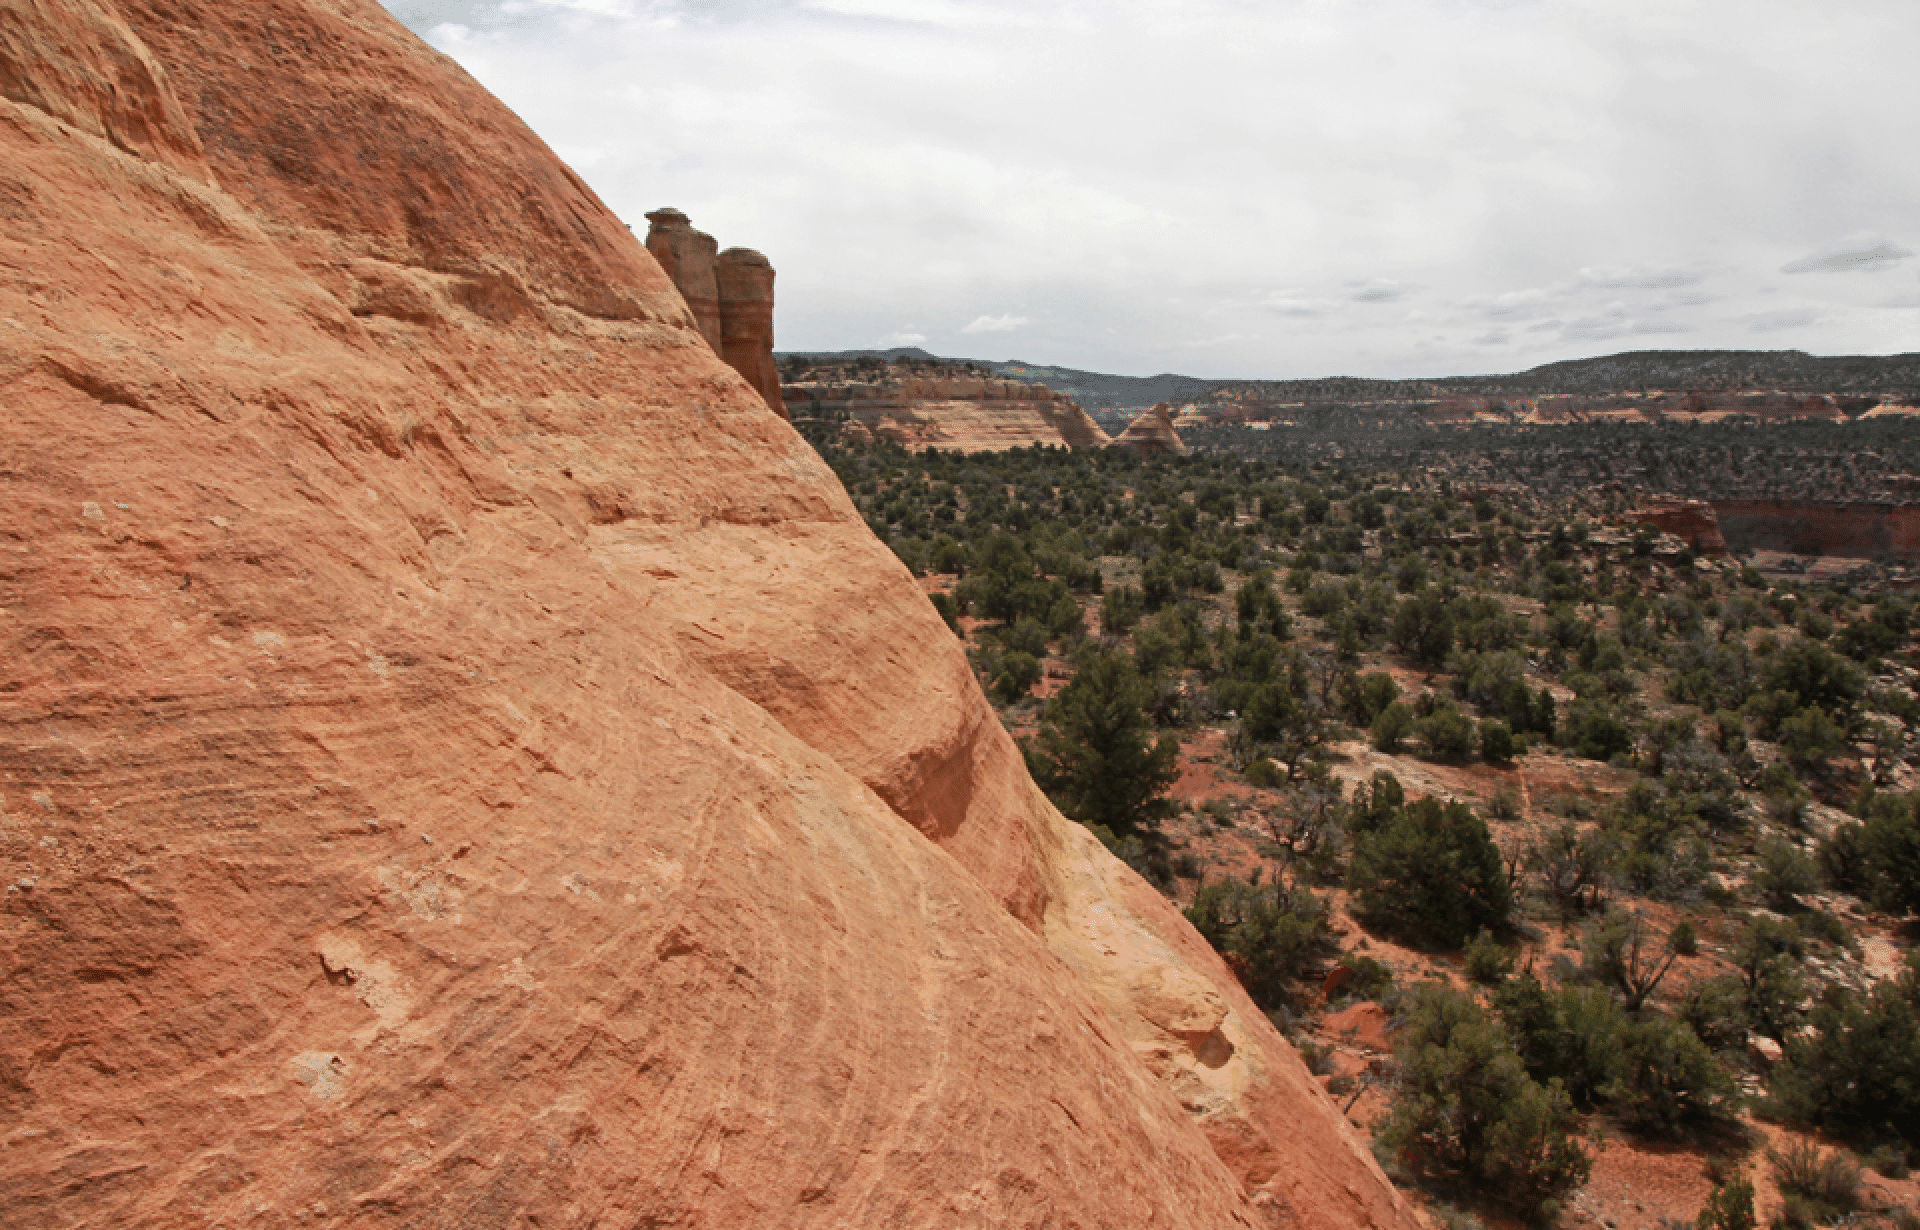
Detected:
[776,347,1920,411]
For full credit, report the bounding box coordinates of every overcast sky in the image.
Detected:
[380,0,1919,379]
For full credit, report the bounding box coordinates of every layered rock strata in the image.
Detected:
[785,373,1113,452]
[0,2,1415,1228]
[1114,402,1188,456]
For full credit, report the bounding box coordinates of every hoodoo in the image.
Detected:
[645,207,784,416]
[715,246,784,418]
[0,2,1415,1227]
[642,207,722,346]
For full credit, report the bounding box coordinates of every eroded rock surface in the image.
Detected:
[0,3,1416,1228]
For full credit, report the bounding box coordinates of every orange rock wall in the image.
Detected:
[786,375,1113,452]
[1715,500,1920,561]
[1631,501,1728,554]
[0,2,1414,1228]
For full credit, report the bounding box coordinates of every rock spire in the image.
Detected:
[645,209,784,418]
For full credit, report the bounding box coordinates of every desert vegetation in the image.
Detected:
[818,430,1920,1227]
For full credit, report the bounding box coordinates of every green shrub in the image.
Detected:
[1479,719,1516,764]
[991,651,1043,704]
[1696,1178,1756,1230]
[1244,758,1287,789]
[1381,986,1591,1217]
[1560,699,1635,763]
[1768,955,1920,1144]
[1581,909,1683,1012]
[1185,879,1337,1010]
[1754,835,1820,910]
[1527,822,1612,915]
[1349,797,1511,949]
[1494,974,1627,1107]
[1615,1013,1738,1133]
[1026,647,1179,838]
[1821,794,1920,916]
[1333,953,1396,1002]
[928,590,960,633]
[1418,706,1478,761]
[1680,976,1750,1052]
[1466,930,1515,984]
[1371,701,1415,754]
[1767,1140,1862,1229]
[1342,670,1402,727]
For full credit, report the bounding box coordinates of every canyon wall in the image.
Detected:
[785,372,1113,452]
[1715,500,1920,561]
[1630,501,1729,555]
[0,2,1413,1228]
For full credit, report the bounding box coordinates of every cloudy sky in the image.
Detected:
[380,0,1918,379]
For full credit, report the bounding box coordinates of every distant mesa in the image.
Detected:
[1112,403,1187,457]
[780,354,1112,453]
[645,208,785,418]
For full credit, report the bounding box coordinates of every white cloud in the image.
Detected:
[1577,265,1704,290]
[1781,237,1913,275]
[1745,309,1818,332]
[385,0,1920,377]
[1349,280,1406,304]
[961,313,1031,334]
[882,328,928,345]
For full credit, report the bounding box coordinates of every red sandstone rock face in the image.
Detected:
[1715,500,1920,561]
[784,373,1113,452]
[0,3,1417,1228]
[1630,501,1728,554]
[1114,403,1188,456]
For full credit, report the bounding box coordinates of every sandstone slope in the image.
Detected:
[0,3,1413,1228]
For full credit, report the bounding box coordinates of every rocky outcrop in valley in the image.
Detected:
[1113,403,1188,456]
